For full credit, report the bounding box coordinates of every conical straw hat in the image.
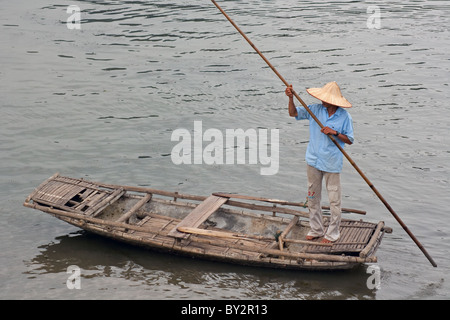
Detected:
[306,81,352,108]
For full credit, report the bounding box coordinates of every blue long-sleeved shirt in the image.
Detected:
[296,104,354,173]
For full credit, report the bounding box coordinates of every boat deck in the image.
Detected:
[25,174,126,217]
[129,212,275,260]
[299,220,383,254]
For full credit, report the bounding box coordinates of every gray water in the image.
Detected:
[1,0,449,300]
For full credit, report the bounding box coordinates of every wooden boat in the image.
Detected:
[23,173,390,271]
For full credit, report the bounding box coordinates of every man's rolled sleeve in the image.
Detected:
[295,106,311,121]
[342,115,354,144]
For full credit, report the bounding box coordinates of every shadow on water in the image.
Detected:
[24,230,378,299]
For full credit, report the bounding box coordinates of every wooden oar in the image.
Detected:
[210,0,437,267]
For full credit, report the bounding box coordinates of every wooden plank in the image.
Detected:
[350,222,371,250]
[179,195,227,227]
[302,220,374,253]
[284,238,333,247]
[154,219,179,238]
[213,192,366,215]
[78,190,100,205]
[116,193,152,223]
[26,173,60,202]
[28,197,84,214]
[278,216,299,252]
[168,195,228,239]
[33,181,85,207]
[178,226,271,242]
[51,183,73,204]
[54,184,84,205]
[352,226,367,250]
[79,188,96,200]
[74,190,100,211]
[95,181,207,202]
[360,221,384,257]
[331,226,356,252]
[213,192,293,205]
[84,188,125,217]
[225,199,309,218]
[338,224,354,249]
[180,228,376,264]
[53,176,100,190]
[34,180,60,202]
[84,192,107,209]
[177,226,332,248]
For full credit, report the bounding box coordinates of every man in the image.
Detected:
[286,81,354,243]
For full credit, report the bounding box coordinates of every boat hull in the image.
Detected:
[24,174,386,271]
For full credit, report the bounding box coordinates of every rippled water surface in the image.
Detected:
[1,0,449,300]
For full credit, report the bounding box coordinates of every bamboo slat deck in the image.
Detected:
[24,174,388,271]
[27,175,125,217]
[302,220,383,254]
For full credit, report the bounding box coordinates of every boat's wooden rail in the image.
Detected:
[25,174,368,222]
[96,181,366,217]
[96,181,311,219]
[213,193,366,215]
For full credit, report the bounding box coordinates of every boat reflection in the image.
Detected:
[24,230,378,299]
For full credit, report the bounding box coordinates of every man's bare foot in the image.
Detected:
[320,238,333,244]
[306,235,320,241]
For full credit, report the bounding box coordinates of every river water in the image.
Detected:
[1,0,449,300]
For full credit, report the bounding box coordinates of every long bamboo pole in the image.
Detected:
[210,0,437,267]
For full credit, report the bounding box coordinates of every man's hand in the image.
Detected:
[321,126,337,136]
[286,85,297,117]
[321,127,353,144]
[285,85,294,98]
